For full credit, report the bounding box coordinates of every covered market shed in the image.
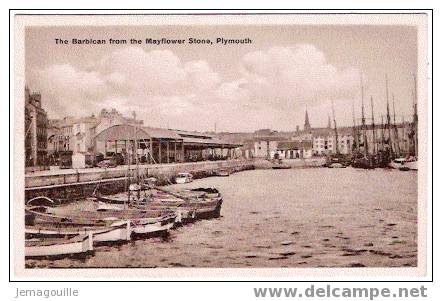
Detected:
[94,124,242,164]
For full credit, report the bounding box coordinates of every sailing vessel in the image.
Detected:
[351,75,374,169]
[388,74,418,171]
[324,101,350,168]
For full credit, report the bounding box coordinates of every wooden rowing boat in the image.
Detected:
[25,233,93,258]
[26,199,177,238]
[26,220,131,244]
[97,187,223,221]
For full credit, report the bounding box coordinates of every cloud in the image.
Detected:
[28,44,360,131]
[239,44,359,109]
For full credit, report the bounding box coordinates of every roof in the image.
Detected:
[140,126,182,139]
[182,136,241,147]
[253,136,287,142]
[94,124,241,147]
[95,124,182,141]
[174,129,215,139]
[277,140,313,150]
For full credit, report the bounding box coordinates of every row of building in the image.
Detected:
[25,89,241,169]
[25,87,416,169]
[222,110,416,160]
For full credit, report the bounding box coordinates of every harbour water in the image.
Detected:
[26,167,417,268]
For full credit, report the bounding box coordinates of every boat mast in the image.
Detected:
[380,115,385,152]
[392,95,401,156]
[413,73,418,157]
[370,96,377,154]
[133,112,140,201]
[352,100,359,152]
[385,74,394,158]
[402,115,407,156]
[126,137,131,209]
[360,74,369,158]
[332,100,339,155]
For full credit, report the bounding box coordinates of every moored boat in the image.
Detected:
[26,197,177,239]
[144,187,223,220]
[325,154,350,168]
[175,172,193,184]
[271,164,291,169]
[351,156,375,169]
[389,157,418,171]
[96,185,223,222]
[25,233,93,258]
[25,220,131,244]
[214,168,230,176]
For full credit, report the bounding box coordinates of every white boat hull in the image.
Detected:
[131,219,174,234]
[94,222,131,242]
[175,178,192,184]
[26,221,132,244]
[25,233,93,258]
[389,160,418,170]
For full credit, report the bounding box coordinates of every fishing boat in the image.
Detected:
[271,164,291,169]
[146,187,223,220]
[388,75,419,171]
[25,233,93,258]
[328,162,345,168]
[26,197,177,238]
[325,154,350,168]
[351,75,377,169]
[175,172,193,184]
[25,220,131,244]
[389,157,418,171]
[214,168,230,176]
[96,182,223,221]
[324,101,350,169]
[351,151,376,169]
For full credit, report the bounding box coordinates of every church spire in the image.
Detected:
[304,106,311,131]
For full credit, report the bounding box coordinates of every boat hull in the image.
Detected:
[25,233,93,258]
[389,160,418,171]
[26,221,132,244]
[175,178,192,184]
[131,217,175,235]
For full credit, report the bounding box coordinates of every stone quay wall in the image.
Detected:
[24,159,255,202]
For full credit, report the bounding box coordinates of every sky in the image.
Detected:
[25,25,418,132]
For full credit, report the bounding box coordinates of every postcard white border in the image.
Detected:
[11,10,431,281]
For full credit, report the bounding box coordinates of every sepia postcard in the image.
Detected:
[12,11,431,280]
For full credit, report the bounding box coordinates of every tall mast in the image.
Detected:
[385,74,394,158]
[413,73,418,157]
[402,115,407,156]
[332,100,339,155]
[133,112,140,201]
[126,138,130,209]
[352,100,359,152]
[380,115,385,152]
[360,74,369,158]
[392,95,401,156]
[370,96,377,154]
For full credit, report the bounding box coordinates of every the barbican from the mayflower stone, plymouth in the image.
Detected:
[24,86,417,172]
